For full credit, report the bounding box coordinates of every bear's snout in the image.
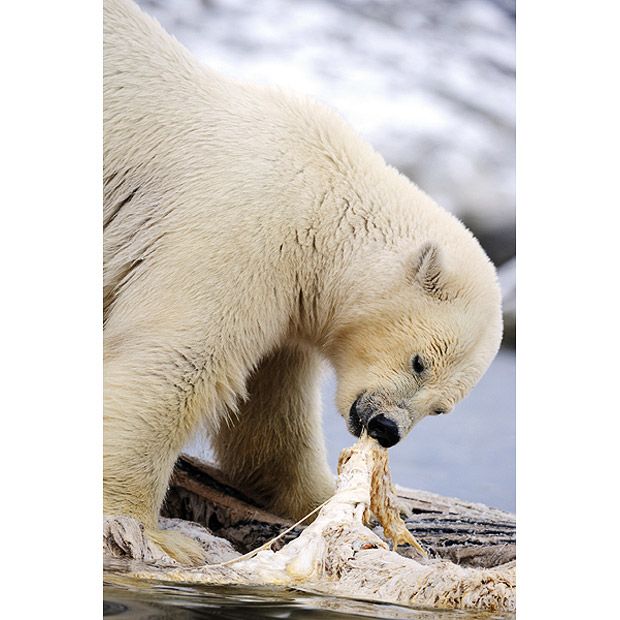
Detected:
[367,414,400,448]
[349,395,401,447]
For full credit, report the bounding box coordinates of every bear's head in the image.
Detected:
[325,241,503,447]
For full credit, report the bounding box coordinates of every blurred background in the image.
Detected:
[137,0,516,512]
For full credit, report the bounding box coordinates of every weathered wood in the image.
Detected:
[162,453,515,568]
[393,486,516,568]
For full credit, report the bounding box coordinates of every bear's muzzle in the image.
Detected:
[348,395,401,447]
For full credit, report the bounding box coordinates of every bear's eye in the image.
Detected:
[411,355,425,374]
[431,408,446,416]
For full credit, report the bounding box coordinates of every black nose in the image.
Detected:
[367,414,400,448]
[348,397,363,437]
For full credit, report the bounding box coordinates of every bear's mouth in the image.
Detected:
[348,398,363,437]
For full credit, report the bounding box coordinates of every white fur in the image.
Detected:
[103,0,502,565]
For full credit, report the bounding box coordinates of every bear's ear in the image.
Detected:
[409,243,444,297]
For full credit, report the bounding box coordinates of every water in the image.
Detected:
[104,576,514,620]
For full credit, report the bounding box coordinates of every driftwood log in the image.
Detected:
[162,454,515,569]
[104,439,515,612]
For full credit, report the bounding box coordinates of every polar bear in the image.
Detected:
[104,0,503,565]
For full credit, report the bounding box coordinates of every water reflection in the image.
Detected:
[104,577,514,620]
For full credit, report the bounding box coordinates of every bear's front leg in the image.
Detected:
[104,337,208,566]
[212,344,336,521]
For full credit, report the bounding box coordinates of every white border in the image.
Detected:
[1,0,102,616]
[518,0,619,615]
